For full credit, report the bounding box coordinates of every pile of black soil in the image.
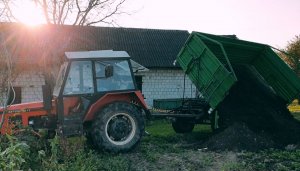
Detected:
[202,122,275,151]
[205,65,300,150]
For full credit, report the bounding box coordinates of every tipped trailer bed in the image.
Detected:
[152,32,300,134]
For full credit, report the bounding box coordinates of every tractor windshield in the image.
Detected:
[53,62,68,96]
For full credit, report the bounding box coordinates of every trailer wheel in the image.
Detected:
[91,102,144,152]
[172,119,195,133]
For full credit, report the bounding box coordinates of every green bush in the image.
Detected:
[0,134,30,171]
[0,132,132,171]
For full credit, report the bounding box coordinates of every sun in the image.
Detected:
[12,0,46,26]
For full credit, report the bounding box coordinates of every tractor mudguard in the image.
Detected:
[83,91,147,122]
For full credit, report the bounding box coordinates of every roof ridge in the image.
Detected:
[0,22,189,33]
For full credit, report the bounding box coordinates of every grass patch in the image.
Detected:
[221,162,245,171]
[145,119,211,142]
[142,119,211,151]
[226,149,300,171]
[138,119,212,164]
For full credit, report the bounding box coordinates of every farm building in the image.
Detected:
[0,23,197,108]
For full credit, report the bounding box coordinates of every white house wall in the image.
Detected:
[137,69,197,108]
[13,71,45,103]
[11,69,197,108]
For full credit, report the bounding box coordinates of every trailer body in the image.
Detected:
[177,32,300,109]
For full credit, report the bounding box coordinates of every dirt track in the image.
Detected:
[127,119,300,171]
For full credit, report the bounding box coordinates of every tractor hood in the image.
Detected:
[0,101,47,114]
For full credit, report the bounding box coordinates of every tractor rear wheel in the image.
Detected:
[172,118,195,133]
[91,102,144,152]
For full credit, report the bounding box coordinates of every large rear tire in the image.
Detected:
[91,102,144,152]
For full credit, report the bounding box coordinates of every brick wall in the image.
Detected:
[13,71,45,103]
[136,69,197,108]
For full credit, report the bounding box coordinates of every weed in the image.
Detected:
[221,162,246,171]
[239,149,300,171]
[0,134,30,171]
[201,155,213,167]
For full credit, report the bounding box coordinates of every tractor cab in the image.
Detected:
[53,50,136,98]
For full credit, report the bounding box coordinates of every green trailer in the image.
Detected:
[176,32,300,110]
[152,32,300,134]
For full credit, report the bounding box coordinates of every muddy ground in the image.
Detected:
[122,119,300,171]
[121,116,300,171]
[127,148,240,171]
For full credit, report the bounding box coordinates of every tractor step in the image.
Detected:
[60,115,83,137]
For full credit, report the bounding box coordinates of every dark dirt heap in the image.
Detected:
[204,65,300,151]
[203,122,275,151]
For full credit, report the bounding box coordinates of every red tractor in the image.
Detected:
[0,50,148,152]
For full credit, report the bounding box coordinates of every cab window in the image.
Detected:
[95,60,135,92]
[63,61,94,95]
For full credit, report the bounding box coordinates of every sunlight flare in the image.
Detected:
[12,0,45,26]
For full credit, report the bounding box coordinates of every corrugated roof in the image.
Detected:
[0,23,189,68]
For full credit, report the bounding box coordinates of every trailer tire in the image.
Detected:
[91,102,144,152]
[172,119,195,133]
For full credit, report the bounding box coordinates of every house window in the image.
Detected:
[135,76,143,92]
[8,87,22,104]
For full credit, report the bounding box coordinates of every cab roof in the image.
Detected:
[65,50,130,60]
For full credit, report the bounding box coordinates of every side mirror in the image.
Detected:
[105,65,114,78]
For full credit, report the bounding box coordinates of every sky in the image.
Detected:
[116,0,300,49]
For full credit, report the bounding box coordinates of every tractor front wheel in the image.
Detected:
[91,102,144,152]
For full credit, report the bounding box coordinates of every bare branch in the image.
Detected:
[0,0,129,26]
[73,0,82,25]
[52,0,57,24]
[78,0,104,25]
[61,0,72,24]
[42,0,51,24]
[2,0,19,22]
[86,0,125,26]
[57,0,67,24]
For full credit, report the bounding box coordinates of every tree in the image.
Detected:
[281,35,300,76]
[0,0,131,105]
[0,0,128,26]
[0,0,17,22]
[0,32,19,128]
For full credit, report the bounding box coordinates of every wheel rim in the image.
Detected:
[105,112,136,146]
